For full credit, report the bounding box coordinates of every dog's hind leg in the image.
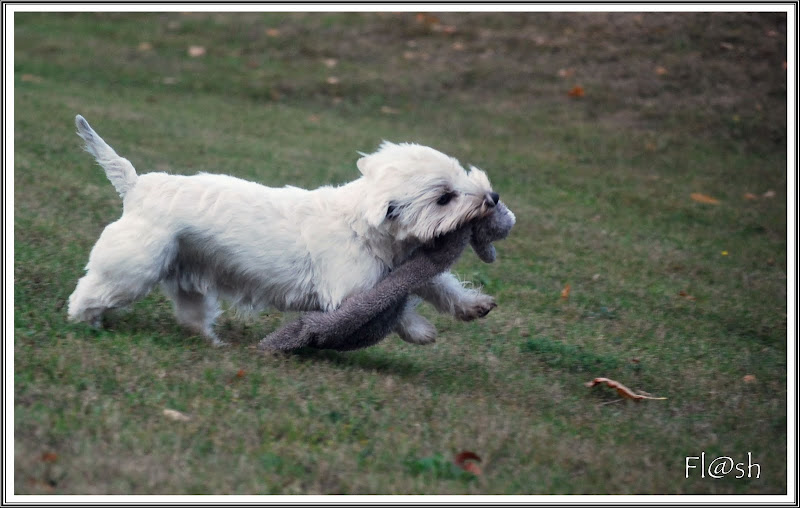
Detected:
[395,297,437,345]
[68,217,176,327]
[161,281,224,346]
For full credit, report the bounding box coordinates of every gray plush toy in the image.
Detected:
[258,202,516,352]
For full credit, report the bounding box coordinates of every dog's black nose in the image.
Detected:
[485,192,499,207]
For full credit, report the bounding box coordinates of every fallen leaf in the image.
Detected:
[560,283,571,300]
[21,74,43,83]
[415,13,440,26]
[265,28,281,37]
[743,192,758,200]
[326,76,340,85]
[307,114,320,124]
[162,76,178,85]
[557,68,575,78]
[567,85,585,98]
[585,377,667,401]
[41,452,58,463]
[236,369,246,378]
[655,66,668,76]
[187,45,206,57]
[163,408,191,422]
[678,290,696,301]
[743,374,757,383]
[767,258,775,266]
[322,58,338,68]
[766,29,778,37]
[454,451,482,475]
[451,41,465,51]
[380,105,401,115]
[137,41,153,51]
[721,251,729,256]
[720,41,735,50]
[690,193,720,205]
[762,189,776,198]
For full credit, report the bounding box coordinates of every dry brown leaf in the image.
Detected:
[326,76,340,85]
[454,451,482,475]
[743,192,758,200]
[560,283,571,300]
[41,452,58,463]
[416,13,440,26]
[567,85,585,98]
[557,68,575,78]
[678,290,696,301]
[163,408,191,422]
[655,66,668,76]
[322,58,338,68]
[138,42,153,51]
[690,193,720,204]
[265,28,281,37]
[236,369,246,378]
[380,106,401,115]
[762,189,776,198]
[21,74,43,83]
[585,377,667,401]
[743,374,757,383]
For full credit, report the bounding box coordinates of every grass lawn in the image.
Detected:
[12,11,789,495]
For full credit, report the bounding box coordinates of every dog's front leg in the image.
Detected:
[415,271,496,321]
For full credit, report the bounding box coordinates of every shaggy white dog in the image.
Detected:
[67,115,500,346]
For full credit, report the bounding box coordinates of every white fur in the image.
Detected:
[67,115,499,346]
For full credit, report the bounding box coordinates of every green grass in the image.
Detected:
[13,12,788,494]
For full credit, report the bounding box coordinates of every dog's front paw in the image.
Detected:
[455,295,497,321]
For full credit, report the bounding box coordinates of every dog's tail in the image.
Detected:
[75,115,138,198]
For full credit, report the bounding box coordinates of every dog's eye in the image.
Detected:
[437,192,456,206]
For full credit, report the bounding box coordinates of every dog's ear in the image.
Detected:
[357,154,386,178]
[357,142,397,178]
[356,154,371,176]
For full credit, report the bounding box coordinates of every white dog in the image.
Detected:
[67,115,500,346]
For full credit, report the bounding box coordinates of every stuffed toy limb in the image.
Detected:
[258,202,515,352]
